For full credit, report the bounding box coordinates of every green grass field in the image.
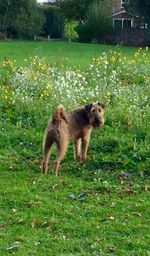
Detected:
[0,41,149,255]
[0,40,138,68]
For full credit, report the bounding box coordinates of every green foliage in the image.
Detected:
[76,22,94,43]
[64,20,78,41]
[76,0,113,44]
[59,0,91,20]
[126,0,150,26]
[42,5,64,39]
[0,0,45,39]
[86,0,113,43]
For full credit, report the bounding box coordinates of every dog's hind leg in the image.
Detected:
[54,140,68,176]
[42,133,53,175]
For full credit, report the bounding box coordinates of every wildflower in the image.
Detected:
[134,52,139,58]
[130,60,135,64]
[111,56,116,62]
[46,83,52,89]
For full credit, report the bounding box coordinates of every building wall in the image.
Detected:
[113,0,121,13]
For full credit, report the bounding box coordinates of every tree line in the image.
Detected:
[0,0,149,42]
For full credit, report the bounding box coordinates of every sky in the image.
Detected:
[37,0,55,3]
[37,0,48,3]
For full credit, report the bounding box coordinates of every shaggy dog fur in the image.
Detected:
[42,102,105,176]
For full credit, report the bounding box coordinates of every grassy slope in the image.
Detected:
[0,40,138,68]
[0,41,149,255]
[0,126,149,255]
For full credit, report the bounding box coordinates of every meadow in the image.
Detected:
[0,40,138,67]
[0,41,149,255]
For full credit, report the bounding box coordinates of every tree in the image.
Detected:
[58,0,91,20]
[86,0,113,43]
[42,5,64,38]
[0,0,44,38]
[64,20,78,41]
[126,0,150,26]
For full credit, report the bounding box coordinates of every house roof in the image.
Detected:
[112,10,138,19]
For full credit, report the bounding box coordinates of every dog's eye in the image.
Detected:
[92,109,96,113]
[98,109,101,112]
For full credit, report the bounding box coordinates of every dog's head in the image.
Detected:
[85,102,105,128]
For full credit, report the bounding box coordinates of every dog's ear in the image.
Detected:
[85,103,93,112]
[98,102,106,109]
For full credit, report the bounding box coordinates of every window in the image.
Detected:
[114,20,122,29]
[121,0,128,9]
[123,19,131,28]
[113,19,132,29]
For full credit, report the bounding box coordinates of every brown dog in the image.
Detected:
[42,102,105,176]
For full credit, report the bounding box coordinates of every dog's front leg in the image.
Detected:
[81,135,90,163]
[74,139,81,162]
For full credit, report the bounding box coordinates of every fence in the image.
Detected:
[106,28,149,46]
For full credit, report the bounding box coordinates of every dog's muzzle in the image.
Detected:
[93,117,101,127]
[93,117,104,127]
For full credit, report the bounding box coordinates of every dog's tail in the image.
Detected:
[52,104,68,124]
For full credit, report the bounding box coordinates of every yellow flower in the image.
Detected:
[134,52,139,58]
[46,83,52,89]
[111,56,116,62]
[130,60,135,64]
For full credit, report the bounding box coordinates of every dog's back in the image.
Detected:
[66,107,92,139]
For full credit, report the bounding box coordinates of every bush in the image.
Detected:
[0,32,6,40]
[86,0,113,43]
[76,22,94,43]
[76,0,113,43]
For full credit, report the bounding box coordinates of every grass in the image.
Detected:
[0,40,138,68]
[0,165,149,255]
[0,41,149,255]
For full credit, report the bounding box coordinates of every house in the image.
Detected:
[112,0,140,29]
[111,0,148,46]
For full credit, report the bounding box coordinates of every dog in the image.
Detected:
[42,102,105,176]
